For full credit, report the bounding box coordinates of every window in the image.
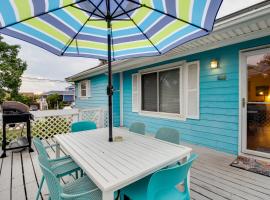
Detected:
[141,68,180,114]
[142,72,158,111]
[132,61,200,120]
[79,80,90,98]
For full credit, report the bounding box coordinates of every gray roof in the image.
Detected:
[42,90,74,96]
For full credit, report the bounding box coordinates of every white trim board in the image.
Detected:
[120,72,123,126]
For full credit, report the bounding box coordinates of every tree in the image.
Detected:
[13,94,39,106]
[47,93,62,109]
[257,54,270,67]
[0,36,27,103]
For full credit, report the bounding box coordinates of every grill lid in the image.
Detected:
[2,101,29,114]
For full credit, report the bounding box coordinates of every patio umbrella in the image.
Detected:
[0,0,222,142]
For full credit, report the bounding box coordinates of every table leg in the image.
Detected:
[55,142,60,158]
[177,154,190,192]
[187,153,191,191]
[102,191,114,200]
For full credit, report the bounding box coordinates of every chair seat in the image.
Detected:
[62,176,102,200]
[52,159,81,177]
[121,175,188,200]
[63,176,99,194]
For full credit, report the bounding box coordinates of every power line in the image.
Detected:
[22,76,67,83]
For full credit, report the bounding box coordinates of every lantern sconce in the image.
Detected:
[210,59,219,69]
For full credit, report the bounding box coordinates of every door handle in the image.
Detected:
[242,98,246,108]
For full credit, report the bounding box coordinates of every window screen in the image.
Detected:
[159,68,180,113]
[80,81,87,97]
[141,72,158,111]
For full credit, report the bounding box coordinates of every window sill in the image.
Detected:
[138,111,186,121]
[78,96,90,100]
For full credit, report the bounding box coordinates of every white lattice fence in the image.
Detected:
[79,108,107,128]
[0,108,106,142]
[0,120,27,143]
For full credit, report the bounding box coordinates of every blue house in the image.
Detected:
[66,2,270,158]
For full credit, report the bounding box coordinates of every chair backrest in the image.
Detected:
[38,155,63,200]
[129,122,146,135]
[147,154,198,200]
[155,127,180,144]
[71,120,97,133]
[33,137,48,157]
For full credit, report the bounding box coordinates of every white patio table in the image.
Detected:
[55,127,192,200]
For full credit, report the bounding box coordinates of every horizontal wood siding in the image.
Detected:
[72,36,270,155]
[123,36,270,155]
[75,74,120,126]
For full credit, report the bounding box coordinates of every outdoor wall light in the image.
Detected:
[210,59,219,69]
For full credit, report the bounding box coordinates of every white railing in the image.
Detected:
[0,108,108,142]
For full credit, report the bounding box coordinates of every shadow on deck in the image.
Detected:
[0,139,269,200]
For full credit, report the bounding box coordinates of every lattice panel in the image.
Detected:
[80,109,100,127]
[0,121,27,143]
[79,108,107,128]
[104,110,109,127]
[0,108,107,144]
[32,115,73,139]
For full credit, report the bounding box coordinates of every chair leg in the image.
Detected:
[35,175,45,200]
[80,169,83,177]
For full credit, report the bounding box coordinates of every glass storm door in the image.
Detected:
[242,48,270,158]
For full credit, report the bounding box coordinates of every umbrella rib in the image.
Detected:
[61,0,105,55]
[87,0,106,18]
[60,16,90,55]
[110,25,115,60]
[112,5,142,19]
[0,0,87,30]
[113,0,161,55]
[126,0,209,32]
[111,0,125,17]
[71,5,105,19]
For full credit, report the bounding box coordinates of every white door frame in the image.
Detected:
[239,45,270,158]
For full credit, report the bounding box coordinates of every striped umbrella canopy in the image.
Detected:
[0,0,223,141]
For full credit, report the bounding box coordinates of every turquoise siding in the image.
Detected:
[123,36,270,155]
[75,36,270,155]
[75,74,120,126]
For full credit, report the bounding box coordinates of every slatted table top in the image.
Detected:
[55,128,192,192]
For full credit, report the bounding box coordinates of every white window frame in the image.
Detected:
[78,80,91,99]
[138,61,186,121]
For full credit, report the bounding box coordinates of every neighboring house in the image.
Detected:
[66,2,270,158]
[40,85,75,109]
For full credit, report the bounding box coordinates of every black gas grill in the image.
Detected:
[1,101,34,158]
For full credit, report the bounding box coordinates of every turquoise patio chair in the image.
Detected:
[129,122,146,135]
[71,120,97,133]
[33,138,81,200]
[120,154,198,200]
[38,155,101,200]
[155,127,180,144]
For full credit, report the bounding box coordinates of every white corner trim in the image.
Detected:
[120,72,124,126]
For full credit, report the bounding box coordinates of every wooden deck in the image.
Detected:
[0,139,269,200]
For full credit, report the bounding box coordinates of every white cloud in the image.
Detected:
[3,36,100,93]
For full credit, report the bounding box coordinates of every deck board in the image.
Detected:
[0,139,269,200]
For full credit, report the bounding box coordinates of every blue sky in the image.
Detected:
[2,0,264,93]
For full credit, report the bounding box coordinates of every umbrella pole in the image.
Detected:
[107,16,113,142]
